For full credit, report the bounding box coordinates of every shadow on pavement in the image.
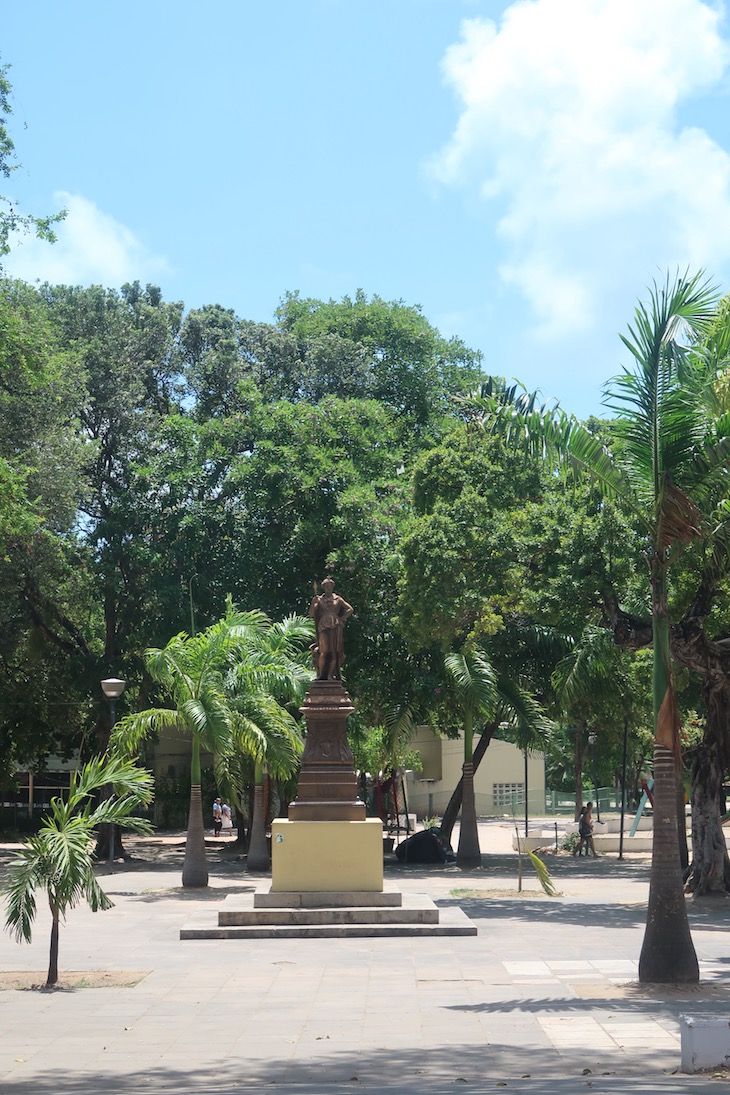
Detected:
[0,1044,717,1095]
[445,987,730,1016]
[387,852,652,882]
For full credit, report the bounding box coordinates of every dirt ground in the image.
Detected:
[0,970,150,990]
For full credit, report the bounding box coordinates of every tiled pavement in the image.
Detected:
[0,822,727,1093]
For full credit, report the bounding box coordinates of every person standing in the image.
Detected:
[212,797,223,837]
[221,801,233,836]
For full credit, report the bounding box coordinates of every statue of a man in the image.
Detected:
[309,577,353,680]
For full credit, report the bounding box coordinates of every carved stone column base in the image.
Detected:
[288,680,366,822]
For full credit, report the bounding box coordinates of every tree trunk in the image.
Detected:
[231,806,249,851]
[181,783,209,888]
[574,720,586,821]
[247,782,270,871]
[606,586,730,893]
[456,761,481,869]
[638,561,698,983]
[639,745,698,983]
[685,685,730,895]
[440,725,495,844]
[95,822,130,862]
[676,782,689,873]
[46,907,59,987]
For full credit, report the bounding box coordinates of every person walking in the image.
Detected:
[574,801,597,857]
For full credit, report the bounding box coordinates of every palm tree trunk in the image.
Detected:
[247,764,270,871]
[639,745,698,982]
[456,761,481,868]
[677,782,689,872]
[441,725,495,844]
[639,563,698,982]
[46,906,59,987]
[182,739,209,887]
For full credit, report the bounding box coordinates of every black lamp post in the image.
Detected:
[101,677,125,866]
[588,730,600,822]
[619,715,629,859]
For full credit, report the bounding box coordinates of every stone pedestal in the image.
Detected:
[271,818,383,891]
[287,680,365,821]
[274,679,379,893]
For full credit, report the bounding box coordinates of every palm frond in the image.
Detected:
[494,674,552,748]
[468,390,644,531]
[552,628,625,708]
[444,650,499,716]
[111,708,183,756]
[3,845,42,942]
[528,850,558,896]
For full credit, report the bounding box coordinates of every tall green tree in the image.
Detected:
[0,279,92,777]
[3,756,153,987]
[274,289,484,435]
[472,271,730,982]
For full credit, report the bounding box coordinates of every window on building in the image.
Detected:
[493,783,524,808]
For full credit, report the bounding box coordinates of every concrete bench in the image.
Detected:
[680,1014,730,1072]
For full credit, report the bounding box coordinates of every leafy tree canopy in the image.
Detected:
[0,60,65,261]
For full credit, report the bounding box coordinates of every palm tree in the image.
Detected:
[443,649,499,868]
[3,756,153,988]
[472,270,730,981]
[112,606,272,887]
[552,627,634,820]
[222,614,313,871]
[436,624,556,852]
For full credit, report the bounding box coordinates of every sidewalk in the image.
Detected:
[0,820,727,1093]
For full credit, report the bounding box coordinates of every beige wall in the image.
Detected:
[405,727,545,818]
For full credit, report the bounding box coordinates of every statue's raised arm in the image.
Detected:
[309,577,353,680]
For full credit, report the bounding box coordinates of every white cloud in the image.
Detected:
[431,0,730,340]
[3,192,169,287]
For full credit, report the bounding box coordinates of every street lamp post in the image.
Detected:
[619,715,629,859]
[101,677,125,866]
[588,730,600,822]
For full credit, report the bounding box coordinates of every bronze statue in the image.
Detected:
[309,577,353,680]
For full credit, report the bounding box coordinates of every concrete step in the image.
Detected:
[221,892,437,926]
[253,886,402,909]
[180,904,476,939]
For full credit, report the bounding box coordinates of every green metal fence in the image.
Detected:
[408,786,632,821]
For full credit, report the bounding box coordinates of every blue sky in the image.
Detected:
[4,0,730,418]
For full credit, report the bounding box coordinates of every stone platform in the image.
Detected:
[180,882,476,939]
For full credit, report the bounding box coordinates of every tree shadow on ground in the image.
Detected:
[387,852,651,884]
[0,1043,710,1095]
[132,883,258,903]
[445,984,730,1016]
[436,893,728,934]
[438,896,647,928]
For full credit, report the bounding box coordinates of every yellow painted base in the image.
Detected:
[271,819,384,892]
